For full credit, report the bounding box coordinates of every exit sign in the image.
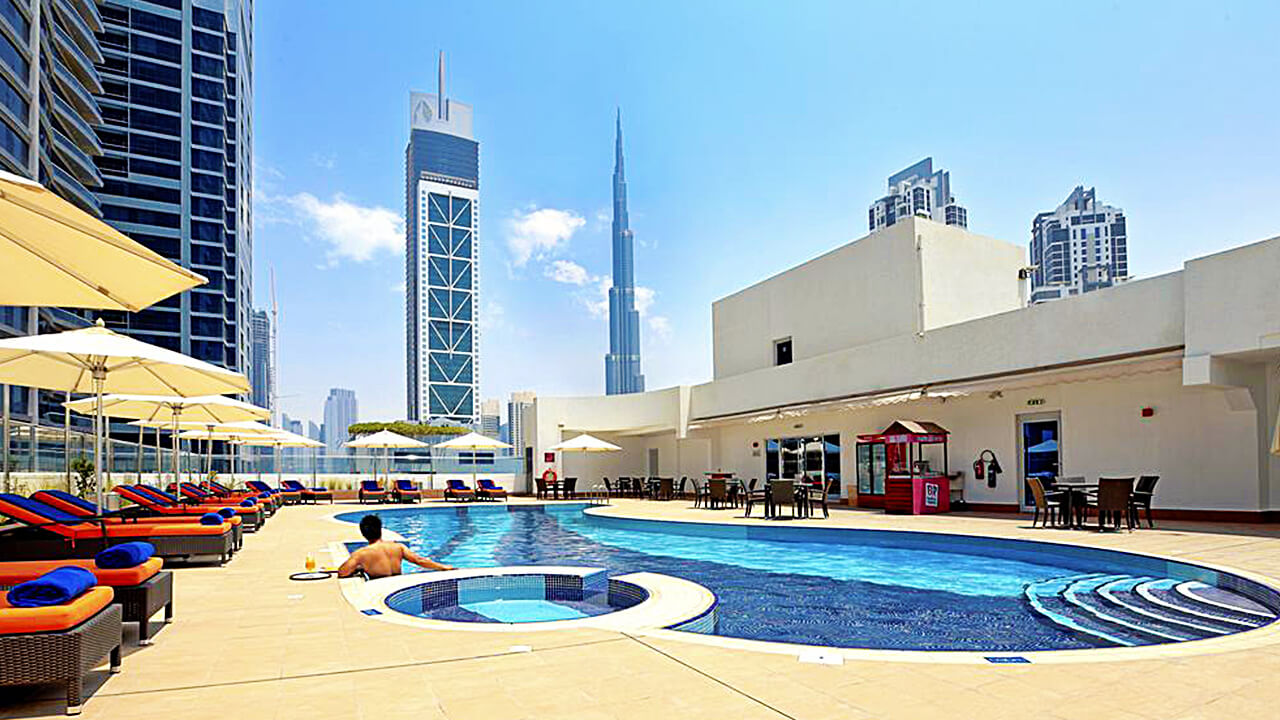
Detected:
[1027,398,1046,406]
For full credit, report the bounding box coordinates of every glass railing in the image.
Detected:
[50,126,100,184]
[51,20,101,92]
[50,90,100,153]
[52,0,101,63]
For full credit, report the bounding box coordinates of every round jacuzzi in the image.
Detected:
[385,569,647,624]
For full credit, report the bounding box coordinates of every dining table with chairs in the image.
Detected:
[1029,474,1159,531]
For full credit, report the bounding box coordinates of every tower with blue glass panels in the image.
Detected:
[605,110,644,395]
[405,54,479,424]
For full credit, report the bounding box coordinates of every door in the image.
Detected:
[647,448,659,477]
[1019,413,1061,507]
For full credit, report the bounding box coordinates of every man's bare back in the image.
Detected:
[337,515,455,579]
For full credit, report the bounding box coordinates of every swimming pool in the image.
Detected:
[334,504,1278,651]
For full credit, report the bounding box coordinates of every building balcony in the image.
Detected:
[50,60,102,125]
[52,0,103,61]
[50,126,101,186]
[48,161,100,214]
[50,90,101,155]
[64,0,101,33]
[51,19,103,93]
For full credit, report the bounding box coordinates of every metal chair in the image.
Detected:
[1129,475,1159,528]
[741,479,765,517]
[562,477,577,500]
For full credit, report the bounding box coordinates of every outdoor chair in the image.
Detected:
[535,477,550,500]
[691,480,709,508]
[38,489,245,552]
[769,480,797,519]
[657,477,674,501]
[0,582,123,716]
[676,477,687,500]
[740,479,766,518]
[391,480,422,503]
[444,480,475,502]
[358,480,387,504]
[1088,477,1135,532]
[562,477,578,500]
[282,480,333,504]
[602,477,614,500]
[708,479,729,509]
[1129,475,1159,528]
[802,479,832,519]
[477,479,508,502]
[1027,476,1067,528]
[616,476,630,498]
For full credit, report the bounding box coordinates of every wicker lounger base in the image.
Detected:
[0,604,122,715]
[301,491,333,504]
[0,529,234,565]
[116,571,174,645]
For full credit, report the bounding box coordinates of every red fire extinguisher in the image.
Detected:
[972,458,985,481]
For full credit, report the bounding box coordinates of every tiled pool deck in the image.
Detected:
[4,499,1280,719]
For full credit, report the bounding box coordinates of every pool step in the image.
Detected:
[1024,574,1274,647]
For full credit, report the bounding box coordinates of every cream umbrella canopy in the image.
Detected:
[64,394,267,489]
[549,434,622,497]
[433,432,512,488]
[0,323,249,507]
[174,420,277,476]
[347,430,428,484]
[237,430,324,487]
[0,170,206,310]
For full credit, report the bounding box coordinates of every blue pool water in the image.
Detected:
[336,504,1277,651]
[462,599,586,622]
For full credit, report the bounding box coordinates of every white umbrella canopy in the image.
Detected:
[0,322,249,507]
[549,433,622,453]
[346,429,428,448]
[64,394,268,424]
[237,431,324,487]
[434,432,512,487]
[0,170,207,311]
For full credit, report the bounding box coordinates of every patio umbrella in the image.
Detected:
[549,434,622,497]
[0,323,248,507]
[347,430,428,484]
[174,421,276,476]
[238,430,323,487]
[434,432,512,487]
[64,393,266,490]
[0,170,206,311]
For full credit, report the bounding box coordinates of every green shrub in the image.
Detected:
[69,457,95,498]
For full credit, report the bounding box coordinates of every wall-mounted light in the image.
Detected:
[1141,407,1155,418]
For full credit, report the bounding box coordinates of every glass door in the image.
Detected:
[1019,413,1061,507]
[856,442,886,496]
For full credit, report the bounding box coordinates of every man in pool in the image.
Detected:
[336,514,455,579]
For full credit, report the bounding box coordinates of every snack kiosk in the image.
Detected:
[856,421,950,514]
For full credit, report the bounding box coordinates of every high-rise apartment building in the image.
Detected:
[0,0,108,436]
[479,398,499,439]
[322,388,357,453]
[91,0,254,376]
[868,158,967,232]
[507,390,535,453]
[604,110,643,395]
[1029,186,1128,303]
[248,308,272,419]
[404,52,479,424]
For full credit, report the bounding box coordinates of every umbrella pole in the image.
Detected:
[170,408,182,488]
[92,370,105,508]
[275,442,281,488]
[136,424,143,481]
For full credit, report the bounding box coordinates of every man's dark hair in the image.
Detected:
[359,514,382,542]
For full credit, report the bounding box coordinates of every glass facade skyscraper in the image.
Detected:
[90,0,254,375]
[1030,186,1128,303]
[248,307,272,420]
[404,54,479,424]
[868,157,968,232]
[605,110,644,395]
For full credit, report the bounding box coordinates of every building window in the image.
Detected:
[774,338,792,366]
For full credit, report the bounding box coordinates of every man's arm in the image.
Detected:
[336,549,363,578]
[402,546,454,572]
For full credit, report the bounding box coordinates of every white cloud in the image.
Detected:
[544,260,591,286]
[647,315,672,340]
[284,193,403,265]
[390,280,406,294]
[505,208,585,266]
[311,152,337,170]
[582,277,657,321]
[480,300,507,333]
[634,286,655,316]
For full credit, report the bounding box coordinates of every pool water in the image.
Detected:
[337,505,1278,651]
[461,599,586,622]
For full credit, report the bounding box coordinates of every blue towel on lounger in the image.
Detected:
[7,566,97,607]
[217,507,236,518]
[199,512,222,525]
[240,498,256,507]
[95,541,155,569]
[257,492,271,499]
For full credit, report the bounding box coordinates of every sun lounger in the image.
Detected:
[176,483,273,520]
[0,584,123,715]
[391,480,422,503]
[444,480,474,502]
[0,556,172,646]
[359,480,387,504]
[245,480,298,507]
[204,480,278,512]
[114,486,260,535]
[0,494,235,564]
[33,490,245,549]
[281,480,333,504]
[476,479,508,502]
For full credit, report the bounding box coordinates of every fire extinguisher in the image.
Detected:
[975,450,1002,488]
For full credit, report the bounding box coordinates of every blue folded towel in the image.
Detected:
[240,498,256,507]
[199,512,223,525]
[257,492,271,499]
[95,541,155,569]
[217,507,236,518]
[7,566,97,607]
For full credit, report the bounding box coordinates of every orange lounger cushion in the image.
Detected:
[0,557,163,587]
[0,586,114,634]
[62,521,231,541]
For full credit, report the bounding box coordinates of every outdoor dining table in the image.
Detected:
[1051,480,1098,528]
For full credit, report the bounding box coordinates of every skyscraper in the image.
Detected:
[405,52,479,424]
[249,309,273,419]
[91,0,254,376]
[479,398,500,439]
[868,158,968,232]
[507,390,535,454]
[604,110,644,395]
[1030,186,1128,303]
[322,388,357,454]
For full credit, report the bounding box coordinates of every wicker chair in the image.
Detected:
[707,479,729,509]
[1027,476,1067,528]
[1129,475,1159,528]
[562,477,578,500]
[0,594,123,716]
[1089,477,1135,531]
[769,480,797,519]
[741,479,766,517]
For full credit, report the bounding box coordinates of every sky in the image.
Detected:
[253,0,1280,426]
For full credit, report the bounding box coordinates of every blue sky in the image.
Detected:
[253,1,1280,425]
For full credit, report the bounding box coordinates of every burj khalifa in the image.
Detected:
[605,109,645,395]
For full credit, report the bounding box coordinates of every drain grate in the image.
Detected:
[984,656,1030,664]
